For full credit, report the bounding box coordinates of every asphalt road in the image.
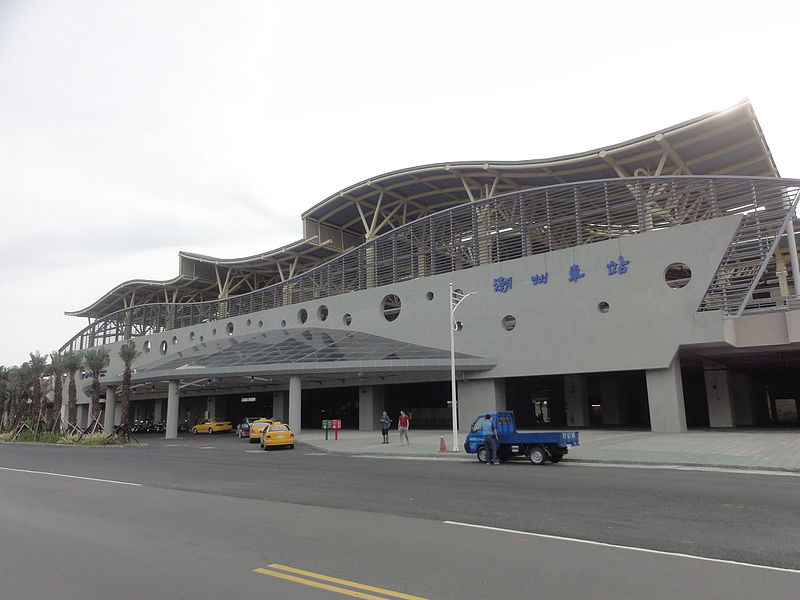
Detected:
[1,435,798,599]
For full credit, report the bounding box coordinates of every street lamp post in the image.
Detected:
[449,282,474,451]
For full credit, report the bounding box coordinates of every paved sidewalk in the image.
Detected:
[297,428,800,472]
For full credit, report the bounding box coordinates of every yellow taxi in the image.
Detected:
[191,418,233,434]
[248,418,273,444]
[260,421,295,450]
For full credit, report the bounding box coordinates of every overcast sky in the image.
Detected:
[1,0,797,367]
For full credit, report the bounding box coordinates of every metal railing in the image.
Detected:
[60,176,800,353]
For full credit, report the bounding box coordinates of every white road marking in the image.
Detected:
[565,462,800,477]
[0,466,141,487]
[444,521,800,574]
[346,455,800,475]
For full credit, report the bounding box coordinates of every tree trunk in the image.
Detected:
[119,366,131,442]
[51,377,63,428]
[68,374,78,426]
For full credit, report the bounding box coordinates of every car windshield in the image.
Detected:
[268,424,289,431]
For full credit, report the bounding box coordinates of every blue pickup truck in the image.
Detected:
[464,411,580,464]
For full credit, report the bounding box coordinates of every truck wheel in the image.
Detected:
[477,446,488,463]
[528,446,546,465]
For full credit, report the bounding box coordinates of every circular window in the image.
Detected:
[381,294,401,322]
[258,320,264,328]
[171,336,178,345]
[189,331,195,341]
[426,291,434,301]
[226,322,234,335]
[246,319,252,327]
[598,301,610,313]
[343,313,352,326]
[318,305,328,321]
[212,328,217,336]
[199,335,204,342]
[159,340,168,355]
[665,263,692,289]
[501,315,517,331]
[281,319,287,327]
[143,340,151,353]
[298,308,308,324]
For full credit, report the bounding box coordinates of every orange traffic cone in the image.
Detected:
[439,436,447,452]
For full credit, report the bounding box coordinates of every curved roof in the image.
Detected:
[68,99,777,319]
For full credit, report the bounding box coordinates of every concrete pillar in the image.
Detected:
[206,397,216,419]
[456,378,506,432]
[165,380,180,439]
[272,391,287,422]
[564,374,590,427]
[600,378,628,426]
[731,372,756,425]
[645,357,687,433]
[103,387,117,431]
[289,375,302,434]
[154,399,164,423]
[704,362,735,428]
[78,404,88,428]
[358,385,385,431]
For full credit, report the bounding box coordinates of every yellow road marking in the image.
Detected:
[254,563,429,600]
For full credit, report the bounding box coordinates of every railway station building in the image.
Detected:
[61,99,800,436]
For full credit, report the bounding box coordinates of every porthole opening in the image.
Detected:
[318,305,328,321]
[246,319,252,327]
[501,315,517,331]
[258,320,264,328]
[143,340,151,353]
[426,291,434,301]
[281,319,286,327]
[226,322,234,335]
[381,294,401,322]
[298,309,308,324]
[172,336,178,345]
[343,313,352,326]
[598,301,610,313]
[189,332,195,341]
[159,340,168,355]
[212,328,217,336]
[665,263,692,288]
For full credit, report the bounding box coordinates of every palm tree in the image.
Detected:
[83,348,110,428]
[47,352,66,428]
[62,351,83,427]
[29,351,47,426]
[118,341,140,441]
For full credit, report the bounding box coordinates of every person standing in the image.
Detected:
[398,410,410,445]
[379,411,391,444]
[481,413,498,464]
